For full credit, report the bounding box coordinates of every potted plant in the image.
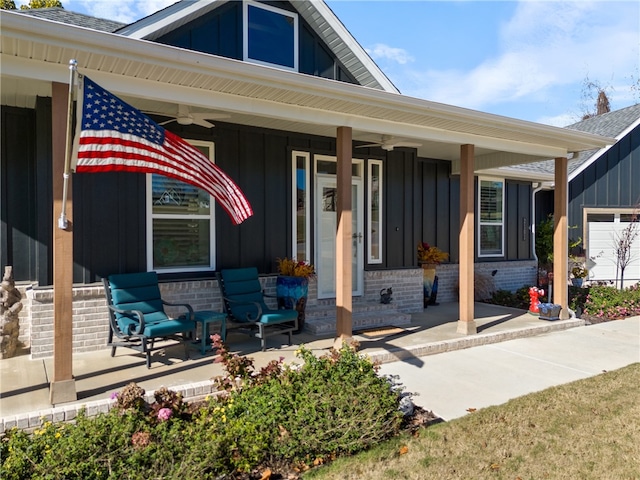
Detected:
[276,257,315,333]
[571,264,588,287]
[417,242,448,307]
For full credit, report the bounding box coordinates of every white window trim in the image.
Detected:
[477,176,505,258]
[146,139,216,273]
[367,159,383,264]
[243,0,299,72]
[292,150,311,263]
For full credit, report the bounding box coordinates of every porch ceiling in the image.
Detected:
[1,11,615,166]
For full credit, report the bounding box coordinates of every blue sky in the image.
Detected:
[26,0,640,127]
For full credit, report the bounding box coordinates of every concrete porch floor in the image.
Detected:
[0,302,584,422]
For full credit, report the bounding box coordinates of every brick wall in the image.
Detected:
[17,262,532,360]
[428,260,538,303]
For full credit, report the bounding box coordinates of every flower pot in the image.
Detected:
[276,275,309,334]
[420,263,437,308]
[571,278,584,288]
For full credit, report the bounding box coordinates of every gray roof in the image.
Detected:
[16,7,125,33]
[503,103,640,179]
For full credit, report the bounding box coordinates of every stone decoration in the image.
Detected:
[1,266,23,358]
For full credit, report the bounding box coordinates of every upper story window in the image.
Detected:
[243,0,298,71]
[478,178,504,257]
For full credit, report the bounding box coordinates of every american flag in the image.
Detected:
[72,76,253,225]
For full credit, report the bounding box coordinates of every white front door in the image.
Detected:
[316,173,364,299]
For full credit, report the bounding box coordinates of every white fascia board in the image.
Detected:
[567,119,640,182]
[310,0,399,94]
[117,0,222,39]
[1,11,615,155]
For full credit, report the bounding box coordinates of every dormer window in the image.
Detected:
[243,0,298,71]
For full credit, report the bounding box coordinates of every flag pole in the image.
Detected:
[58,59,77,230]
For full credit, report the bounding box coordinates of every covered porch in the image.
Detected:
[0,301,585,421]
[0,11,615,404]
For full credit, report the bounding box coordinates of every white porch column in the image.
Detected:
[457,144,477,334]
[334,126,353,347]
[553,156,570,319]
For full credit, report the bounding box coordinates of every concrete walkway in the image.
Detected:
[1,302,637,430]
[380,316,640,420]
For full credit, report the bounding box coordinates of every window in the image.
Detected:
[292,151,310,263]
[478,178,504,257]
[147,140,215,272]
[243,1,298,71]
[368,160,383,263]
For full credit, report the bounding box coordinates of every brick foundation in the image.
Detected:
[16,261,534,360]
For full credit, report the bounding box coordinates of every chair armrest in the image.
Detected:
[162,300,195,321]
[107,304,146,335]
[222,296,263,322]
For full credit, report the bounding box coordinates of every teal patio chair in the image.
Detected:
[217,267,298,351]
[103,272,196,368]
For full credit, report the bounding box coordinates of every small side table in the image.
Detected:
[193,311,227,354]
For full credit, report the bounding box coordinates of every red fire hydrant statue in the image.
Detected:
[528,286,544,314]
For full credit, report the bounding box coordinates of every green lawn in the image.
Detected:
[305,363,640,480]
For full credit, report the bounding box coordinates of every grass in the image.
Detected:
[304,363,640,480]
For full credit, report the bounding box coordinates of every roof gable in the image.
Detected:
[496,103,640,181]
[116,0,398,93]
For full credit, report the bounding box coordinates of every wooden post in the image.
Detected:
[334,126,353,348]
[457,144,477,334]
[553,156,570,320]
[49,81,77,404]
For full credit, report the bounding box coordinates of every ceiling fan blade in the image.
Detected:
[356,143,384,148]
[394,142,422,148]
[192,118,215,128]
[192,112,231,120]
[158,118,177,126]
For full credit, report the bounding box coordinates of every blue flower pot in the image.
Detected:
[276,275,309,334]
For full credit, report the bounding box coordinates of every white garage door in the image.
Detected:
[587,213,640,287]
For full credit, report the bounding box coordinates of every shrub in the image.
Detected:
[584,283,640,319]
[1,341,404,478]
[486,286,530,310]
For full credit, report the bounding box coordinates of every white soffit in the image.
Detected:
[0,10,615,162]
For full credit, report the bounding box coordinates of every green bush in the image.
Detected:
[584,283,640,319]
[486,286,531,310]
[1,342,404,479]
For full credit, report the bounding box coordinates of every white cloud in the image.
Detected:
[366,43,414,65]
[393,1,639,122]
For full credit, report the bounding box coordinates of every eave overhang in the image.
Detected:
[1,10,615,167]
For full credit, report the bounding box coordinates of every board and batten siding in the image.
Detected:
[569,126,640,240]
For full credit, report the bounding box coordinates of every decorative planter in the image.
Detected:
[571,278,584,288]
[539,303,561,321]
[276,275,309,334]
[420,263,437,308]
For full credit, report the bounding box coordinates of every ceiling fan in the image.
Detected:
[145,104,230,129]
[356,135,422,151]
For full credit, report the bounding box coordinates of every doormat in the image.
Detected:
[356,326,407,339]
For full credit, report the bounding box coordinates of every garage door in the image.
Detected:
[587,213,640,287]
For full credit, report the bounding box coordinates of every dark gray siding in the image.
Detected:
[155,1,358,85]
[505,180,532,260]
[568,125,640,241]
[1,106,38,281]
[2,101,534,284]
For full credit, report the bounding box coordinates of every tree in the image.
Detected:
[581,77,612,120]
[1,0,63,8]
[613,206,639,289]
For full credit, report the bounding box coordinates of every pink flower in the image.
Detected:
[157,408,172,421]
